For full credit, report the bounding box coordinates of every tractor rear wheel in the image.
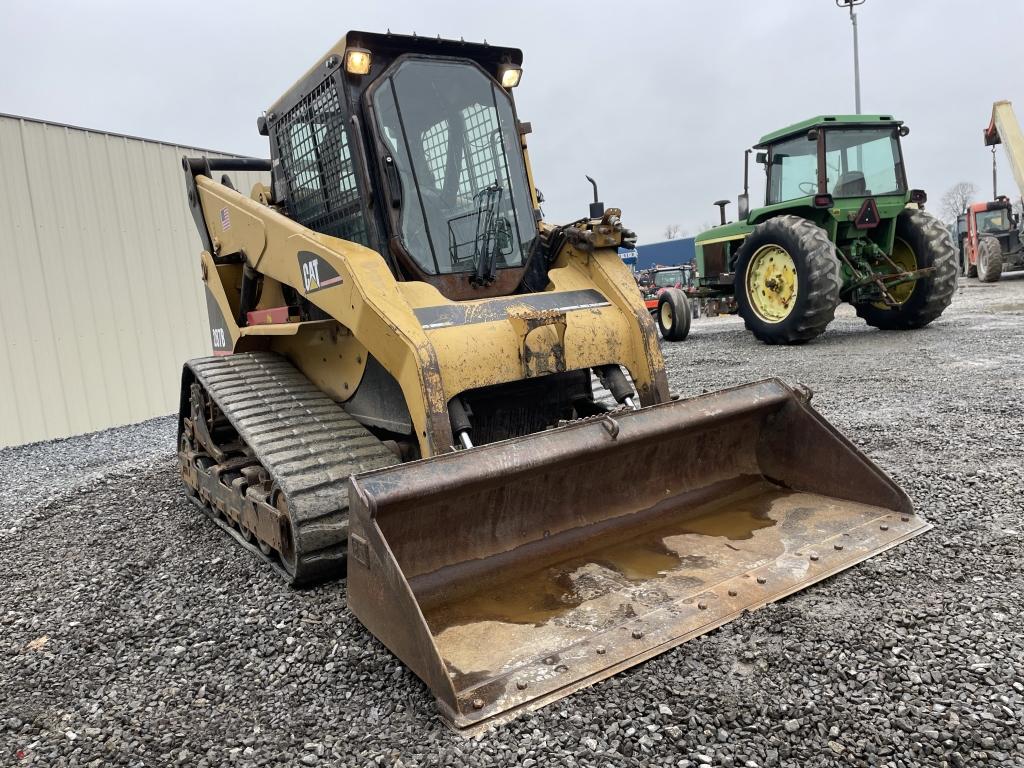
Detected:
[734,215,841,345]
[855,209,957,330]
[657,288,691,341]
[977,236,1003,283]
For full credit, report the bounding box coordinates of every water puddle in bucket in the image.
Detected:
[421,479,785,635]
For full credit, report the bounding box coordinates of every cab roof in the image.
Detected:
[268,30,523,116]
[756,115,903,147]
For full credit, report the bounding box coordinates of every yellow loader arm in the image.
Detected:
[188,166,668,458]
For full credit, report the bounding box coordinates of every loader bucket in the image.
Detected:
[346,379,928,732]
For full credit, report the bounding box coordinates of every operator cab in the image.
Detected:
[263,31,539,300]
[975,201,1015,234]
[754,116,913,208]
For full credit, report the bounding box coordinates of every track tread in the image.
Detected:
[186,351,399,585]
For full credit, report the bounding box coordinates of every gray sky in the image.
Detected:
[3,0,1022,243]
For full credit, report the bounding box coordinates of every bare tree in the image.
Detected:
[940,182,979,223]
[663,224,683,240]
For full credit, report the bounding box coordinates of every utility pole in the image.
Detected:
[836,0,866,114]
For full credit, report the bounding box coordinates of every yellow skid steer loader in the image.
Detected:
[177,31,929,731]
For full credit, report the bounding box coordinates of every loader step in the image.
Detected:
[178,352,398,585]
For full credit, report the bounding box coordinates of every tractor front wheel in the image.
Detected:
[657,288,691,341]
[855,209,957,330]
[734,215,841,345]
[977,236,1002,283]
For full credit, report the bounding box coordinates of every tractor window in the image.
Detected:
[766,136,818,204]
[653,269,685,288]
[976,208,1010,232]
[274,77,369,246]
[824,129,904,198]
[371,58,537,276]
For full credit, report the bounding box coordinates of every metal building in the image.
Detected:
[0,113,268,448]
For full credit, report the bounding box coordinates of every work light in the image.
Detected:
[345,48,372,75]
[500,67,522,88]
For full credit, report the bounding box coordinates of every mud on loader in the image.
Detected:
[177,33,929,731]
[694,115,957,344]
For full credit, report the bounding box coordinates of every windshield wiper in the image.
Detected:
[470,183,503,287]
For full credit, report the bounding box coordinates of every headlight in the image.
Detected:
[345,48,372,75]
[500,67,522,88]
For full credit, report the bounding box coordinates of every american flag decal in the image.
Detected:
[220,207,231,231]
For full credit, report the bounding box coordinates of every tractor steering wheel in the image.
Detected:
[798,181,817,196]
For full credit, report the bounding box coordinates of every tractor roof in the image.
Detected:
[756,115,903,147]
[969,197,1013,213]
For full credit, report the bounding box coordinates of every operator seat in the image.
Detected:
[833,171,867,197]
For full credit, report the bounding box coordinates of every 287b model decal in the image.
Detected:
[298,251,343,294]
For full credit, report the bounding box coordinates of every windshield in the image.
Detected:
[977,208,1011,232]
[824,128,904,198]
[766,127,906,204]
[766,135,818,204]
[653,269,685,288]
[371,58,537,277]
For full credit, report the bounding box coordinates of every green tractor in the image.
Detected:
[693,115,957,344]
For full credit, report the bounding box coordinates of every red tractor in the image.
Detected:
[955,196,1024,282]
[636,265,695,341]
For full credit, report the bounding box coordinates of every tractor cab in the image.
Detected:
[637,265,695,310]
[973,200,1016,235]
[757,117,910,208]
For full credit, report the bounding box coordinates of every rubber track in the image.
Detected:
[187,352,399,585]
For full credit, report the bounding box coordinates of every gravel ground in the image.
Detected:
[2,275,1023,767]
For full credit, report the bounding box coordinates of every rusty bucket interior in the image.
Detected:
[346,379,929,732]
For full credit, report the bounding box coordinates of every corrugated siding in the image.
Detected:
[0,115,269,448]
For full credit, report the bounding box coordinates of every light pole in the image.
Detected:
[836,0,865,114]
